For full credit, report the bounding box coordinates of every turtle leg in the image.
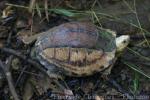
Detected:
[102,66,112,75]
[101,58,117,79]
[101,66,113,80]
[46,69,68,90]
[46,70,63,79]
[46,64,64,79]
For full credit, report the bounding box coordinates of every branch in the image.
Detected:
[0,59,19,100]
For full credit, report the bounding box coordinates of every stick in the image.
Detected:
[0,47,47,74]
[0,47,66,90]
[0,59,20,100]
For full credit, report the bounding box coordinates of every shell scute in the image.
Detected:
[40,47,113,76]
[35,22,117,76]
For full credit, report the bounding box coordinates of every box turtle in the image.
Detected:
[33,22,130,77]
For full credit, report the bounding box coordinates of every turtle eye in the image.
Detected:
[123,40,127,44]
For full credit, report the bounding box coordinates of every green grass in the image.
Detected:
[130,71,140,95]
[127,47,150,61]
[122,61,150,79]
[122,61,149,95]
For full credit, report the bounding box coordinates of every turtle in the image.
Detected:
[33,22,130,78]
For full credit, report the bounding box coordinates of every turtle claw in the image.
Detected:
[47,71,63,79]
[101,74,109,80]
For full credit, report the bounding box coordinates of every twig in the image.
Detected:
[107,77,132,97]
[15,65,28,87]
[117,34,150,40]
[6,21,16,46]
[130,34,150,40]
[6,30,14,46]
[0,47,66,90]
[0,47,47,75]
[0,59,20,100]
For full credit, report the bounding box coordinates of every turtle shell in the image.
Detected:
[34,22,117,76]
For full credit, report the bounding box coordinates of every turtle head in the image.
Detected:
[116,35,130,52]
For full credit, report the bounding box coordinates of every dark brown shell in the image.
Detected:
[35,22,99,53]
[34,22,116,76]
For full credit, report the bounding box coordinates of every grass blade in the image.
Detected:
[122,61,150,79]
